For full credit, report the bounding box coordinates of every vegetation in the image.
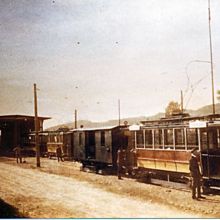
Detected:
[165,101,182,117]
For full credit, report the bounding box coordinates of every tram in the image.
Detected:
[22,131,48,156]
[46,130,73,160]
[129,113,220,188]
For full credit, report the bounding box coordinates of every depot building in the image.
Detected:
[0,115,50,155]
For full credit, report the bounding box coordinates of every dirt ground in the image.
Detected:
[0,157,220,218]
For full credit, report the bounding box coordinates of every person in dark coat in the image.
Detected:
[189,148,205,200]
[56,145,64,162]
[13,145,22,163]
[117,148,123,180]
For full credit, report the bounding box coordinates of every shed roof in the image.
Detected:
[0,114,50,121]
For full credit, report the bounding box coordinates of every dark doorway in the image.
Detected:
[85,131,96,159]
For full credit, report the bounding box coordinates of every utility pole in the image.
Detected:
[118,99,121,126]
[74,109,77,129]
[208,0,215,115]
[180,90,183,113]
[34,83,40,167]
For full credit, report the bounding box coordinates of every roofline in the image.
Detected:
[141,114,220,124]
[71,125,126,132]
[0,114,51,120]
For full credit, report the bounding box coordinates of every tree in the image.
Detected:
[165,101,182,117]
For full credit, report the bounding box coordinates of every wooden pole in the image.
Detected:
[118,99,121,126]
[34,83,40,167]
[181,90,183,113]
[74,109,77,129]
[208,0,215,115]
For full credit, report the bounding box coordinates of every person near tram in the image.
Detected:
[189,148,205,200]
[56,145,64,162]
[13,145,22,163]
[117,148,124,180]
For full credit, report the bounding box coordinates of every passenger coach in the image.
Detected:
[73,125,129,171]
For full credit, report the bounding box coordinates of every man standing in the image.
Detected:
[189,148,205,200]
[117,148,123,180]
[13,145,22,163]
[56,145,64,162]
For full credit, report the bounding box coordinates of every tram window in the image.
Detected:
[49,134,52,142]
[187,128,198,148]
[56,135,59,142]
[58,134,61,142]
[218,129,220,148]
[145,130,153,148]
[175,129,185,149]
[137,130,144,148]
[154,129,162,148]
[51,135,54,142]
[101,131,105,146]
[164,129,173,146]
[60,134,63,142]
[209,129,218,149]
[53,135,56,142]
[201,130,207,150]
[47,135,50,142]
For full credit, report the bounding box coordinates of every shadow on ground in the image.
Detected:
[0,198,26,218]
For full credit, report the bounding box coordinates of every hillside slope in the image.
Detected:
[46,103,220,131]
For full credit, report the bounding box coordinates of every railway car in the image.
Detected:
[73,125,129,171]
[128,113,220,189]
[21,131,48,156]
[46,130,73,160]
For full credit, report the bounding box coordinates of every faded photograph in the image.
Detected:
[0,0,220,218]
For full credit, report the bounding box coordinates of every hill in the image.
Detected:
[46,103,220,131]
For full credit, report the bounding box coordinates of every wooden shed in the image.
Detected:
[0,115,50,155]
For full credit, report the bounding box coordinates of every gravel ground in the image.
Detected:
[0,156,220,218]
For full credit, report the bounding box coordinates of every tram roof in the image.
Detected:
[141,114,220,125]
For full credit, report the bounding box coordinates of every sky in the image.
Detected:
[0,0,220,128]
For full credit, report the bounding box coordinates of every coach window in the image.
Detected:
[145,130,153,148]
[154,129,163,149]
[164,129,173,149]
[137,130,144,148]
[187,128,198,150]
[175,129,185,149]
[101,131,105,146]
